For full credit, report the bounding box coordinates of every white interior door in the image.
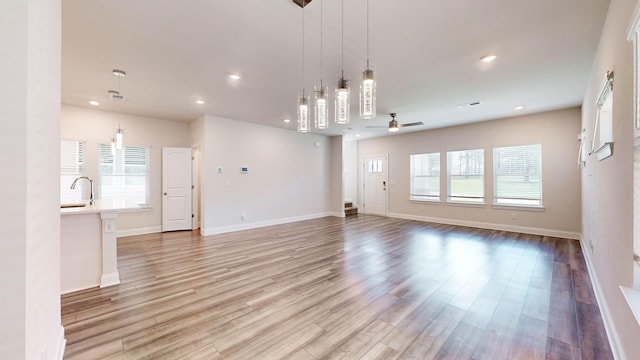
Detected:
[363,155,387,215]
[162,147,192,231]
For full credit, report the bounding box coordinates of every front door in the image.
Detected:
[162,147,192,231]
[363,155,387,215]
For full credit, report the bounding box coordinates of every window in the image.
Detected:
[60,140,85,203]
[98,144,150,205]
[410,152,440,201]
[590,71,614,160]
[447,149,484,203]
[493,144,542,206]
[367,159,382,173]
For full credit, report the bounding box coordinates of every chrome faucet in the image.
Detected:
[70,176,95,204]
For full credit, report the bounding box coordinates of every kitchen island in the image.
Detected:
[60,199,146,294]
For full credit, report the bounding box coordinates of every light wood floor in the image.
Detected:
[61,215,613,359]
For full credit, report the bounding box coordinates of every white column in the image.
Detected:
[100,211,121,287]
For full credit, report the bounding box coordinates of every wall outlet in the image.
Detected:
[511,212,517,220]
[104,221,115,233]
[241,212,247,221]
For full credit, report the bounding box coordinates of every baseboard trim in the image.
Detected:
[387,212,581,240]
[202,212,335,235]
[580,236,624,360]
[55,325,66,360]
[100,271,121,288]
[117,226,162,237]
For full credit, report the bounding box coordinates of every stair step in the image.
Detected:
[345,206,358,216]
[344,202,353,208]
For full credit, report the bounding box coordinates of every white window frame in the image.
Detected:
[590,71,614,161]
[493,144,543,208]
[622,8,640,326]
[98,143,150,206]
[60,139,85,203]
[409,152,440,202]
[446,149,485,204]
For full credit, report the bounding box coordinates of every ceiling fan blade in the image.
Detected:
[399,122,424,128]
[366,125,388,128]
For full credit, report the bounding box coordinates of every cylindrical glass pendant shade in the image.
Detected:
[314,84,329,129]
[115,128,124,150]
[297,93,310,133]
[335,77,350,124]
[360,68,376,119]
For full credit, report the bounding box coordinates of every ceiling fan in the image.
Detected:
[366,113,424,132]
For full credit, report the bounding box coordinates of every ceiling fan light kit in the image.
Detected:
[388,119,399,132]
[366,113,424,133]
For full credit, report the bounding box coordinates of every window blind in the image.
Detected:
[447,149,484,203]
[634,146,640,261]
[410,152,440,201]
[60,140,85,203]
[494,144,542,206]
[98,143,150,205]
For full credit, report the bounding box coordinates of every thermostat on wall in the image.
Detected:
[240,166,249,174]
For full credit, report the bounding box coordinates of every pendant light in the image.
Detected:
[335,0,350,124]
[110,69,126,150]
[115,126,124,150]
[297,0,310,133]
[360,0,376,119]
[314,0,329,130]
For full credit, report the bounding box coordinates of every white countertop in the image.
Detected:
[60,198,148,215]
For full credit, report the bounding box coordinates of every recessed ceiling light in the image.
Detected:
[480,55,497,63]
[88,100,100,106]
[355,134,360,137]
[514,105,525,111]
[229,74,241,80]
[195,100,205,105]
[283,118,291,123]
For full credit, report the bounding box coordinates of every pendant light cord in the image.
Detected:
[366,0,370,68]
[341,0,344,78]
[320,0,323,85]
[302,0,305,95]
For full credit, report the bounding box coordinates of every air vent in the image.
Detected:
[456,101,481,109]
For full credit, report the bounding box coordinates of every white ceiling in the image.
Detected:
[62,0,610,140]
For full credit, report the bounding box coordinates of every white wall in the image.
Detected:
[581,0,640,358]
[358,108,582,238]
[344,139,358,205]
[61,104,191,234]
[0,0,64,359]
[330,136,345,216]
[195,115,335,234]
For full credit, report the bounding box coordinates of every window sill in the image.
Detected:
[409,198,441,204]
[445,200,486,208]
[119,204,152,213]
[492,204,545,212]
[620,286,640,326]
